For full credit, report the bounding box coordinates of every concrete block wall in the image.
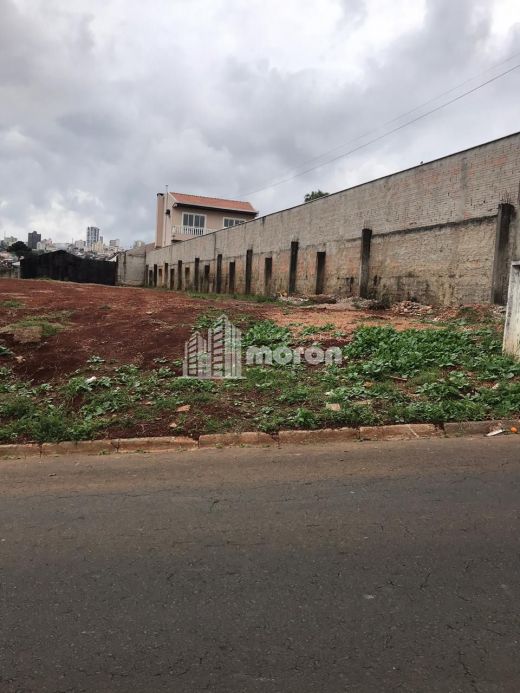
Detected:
[369,216,498,305]
[137,131,520,305]
[116,251,146,287]
[504,262,520,359]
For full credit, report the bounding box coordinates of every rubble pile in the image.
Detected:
[277,294,308,305]
[391,301,433,316]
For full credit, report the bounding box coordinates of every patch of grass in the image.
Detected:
[6,318,61,338]
[1,299,24,309]
[7,311,73,338]
[287,407,319,429]
[385,399,488,424]
[344,325,517,379]
[87,355,105,365]
[407,369,443,387]
[39,310,73,322]
[204,415,236,433]
[152,395,182,412]
[192,310,234,330]
[322,403,380,427]
[188,291,277,304]
[168,377,216,393]
[1,319,519,444]
[0,406,102,443]
[0,395,35,419]
[243,320,292,348]
[277,387,311,404]
[299,323,335,336]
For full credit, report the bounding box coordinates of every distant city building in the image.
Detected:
[133,240,145,248]
[3,236,18,248]
[109,239,120,248]
[86,226,100,249]
[91,240,105,254]
[37,239,55,252]
[27,231,41,250]
[74,240,86,249]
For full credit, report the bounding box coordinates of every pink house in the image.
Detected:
[155,191,258,248]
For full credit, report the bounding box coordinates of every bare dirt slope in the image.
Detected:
[0,279,422,382]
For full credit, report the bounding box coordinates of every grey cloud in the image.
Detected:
[0,0,519,245]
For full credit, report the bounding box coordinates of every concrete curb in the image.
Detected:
[199,432,276,448]
[278,428,359,444]
[359,424,441,441]
[443,419,520,437]
[0,421,518,460]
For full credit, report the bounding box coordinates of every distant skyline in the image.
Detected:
[1,0,519,246]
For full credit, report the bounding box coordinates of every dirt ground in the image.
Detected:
[0,279,424,383]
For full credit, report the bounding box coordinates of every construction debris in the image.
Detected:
[277,295,308,305]
[391,301,433,316]
[486,427,505,437]
[307,294,337,305]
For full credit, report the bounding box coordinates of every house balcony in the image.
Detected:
[172,225,215,239]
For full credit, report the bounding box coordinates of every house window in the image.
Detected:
[182,213,206,229]
[223,218,244,228]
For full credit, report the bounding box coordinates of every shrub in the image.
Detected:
[243,320,292,348]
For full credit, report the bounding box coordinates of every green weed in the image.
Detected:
[243,320,292,348]
[1,300,23,309]
[299,323,335,336]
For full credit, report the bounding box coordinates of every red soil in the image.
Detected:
[0,279,423,383]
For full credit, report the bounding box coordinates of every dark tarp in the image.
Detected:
[20,250,116,286]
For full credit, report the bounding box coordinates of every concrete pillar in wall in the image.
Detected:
[492,203,515,305]
[216,254,223,293]
[503,261,520,359]
[289,241,299,294]
[359,228,372,299]
[316,251,326,294]
[194,258,200,291]
[229,261,236,294]
[264,257,273,295]
[245,249,253,294]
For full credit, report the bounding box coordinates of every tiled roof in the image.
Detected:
[168,192,257,214]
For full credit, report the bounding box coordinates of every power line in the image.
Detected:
[277,48,520,172]
[240,58,520,198]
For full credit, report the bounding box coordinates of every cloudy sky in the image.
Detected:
[1,0,520,247]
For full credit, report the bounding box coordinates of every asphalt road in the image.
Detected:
[1,437,520,692]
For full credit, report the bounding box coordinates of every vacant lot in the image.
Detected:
[0,279,519,443]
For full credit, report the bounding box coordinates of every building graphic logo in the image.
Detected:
[183,314,242,379]
[183,312,343,378]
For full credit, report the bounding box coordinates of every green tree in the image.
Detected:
[8,241,31,258]
[304,190,329,203]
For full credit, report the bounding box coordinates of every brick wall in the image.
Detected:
[139,131,520,305]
